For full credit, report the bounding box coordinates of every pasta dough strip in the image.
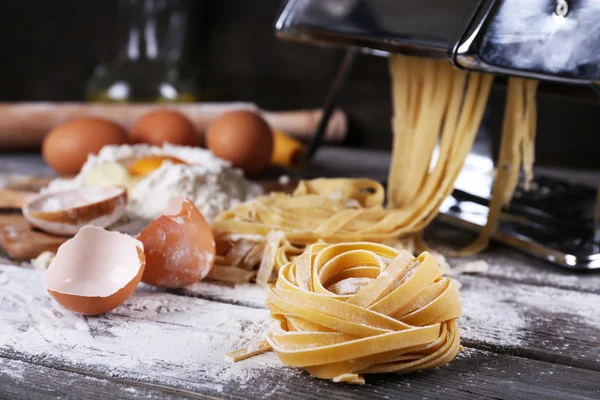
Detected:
[211,55,538,285]
[461,78,539,255]
[227,242,462,384]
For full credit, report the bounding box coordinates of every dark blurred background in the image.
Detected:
[0,0,597,169]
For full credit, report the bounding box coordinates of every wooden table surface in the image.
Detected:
[1,148,599,400]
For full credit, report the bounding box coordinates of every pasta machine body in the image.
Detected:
[275,0,600,269]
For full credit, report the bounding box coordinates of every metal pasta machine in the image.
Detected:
[275,0,600,269]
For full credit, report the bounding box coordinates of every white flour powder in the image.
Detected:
[0,265,301,395]
[45,144,262,222]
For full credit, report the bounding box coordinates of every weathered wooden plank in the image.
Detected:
[1,265,599,400]
[366,347,600,400]
[428,225,600,295]
[179,282,267,309]
[473,247,600,295]
[183,273,600,371]
[0,357,200,400]
[459,275,600,370]
[4,348,600,400]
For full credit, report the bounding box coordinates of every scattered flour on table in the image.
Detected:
[447,260,489,277]
[182,281,267,308]
[32,251,55,271]
[44,144,263,223]
[459,275,600,348]
[0,361,24,381]
[0,358,161,398]
[0,265,300,395]
[459,282,527,347]
[4,261,599,392]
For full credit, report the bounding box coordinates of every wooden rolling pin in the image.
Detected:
[0,103,347,150]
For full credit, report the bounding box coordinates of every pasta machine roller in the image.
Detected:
[275,0,600,269]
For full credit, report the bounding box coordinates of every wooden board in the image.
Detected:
[2,151,600,399]
[0,189,35,209]
[3,348,599,400]
[428,224,600,295]
[0,176,62,261]
[0,175,53,193]
[1,264,599,400]
[0,358,192,400]
[0,178,298,263]
[182,273,600,371]
[0,214,67,261]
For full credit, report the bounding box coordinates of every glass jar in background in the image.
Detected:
[86,0,203,103]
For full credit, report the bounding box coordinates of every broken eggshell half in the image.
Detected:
[137,196,216,288]
[44,225,145,315]
[23,185,127,236]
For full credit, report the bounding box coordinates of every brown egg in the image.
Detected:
[206,110,273,175]
[131,109,200,147]
[43,117,128,176]
[137,196,216,288]
[44,226,145,315]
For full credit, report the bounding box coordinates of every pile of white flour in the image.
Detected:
[45,144,263,223]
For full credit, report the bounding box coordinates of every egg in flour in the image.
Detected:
[44,144,263,223]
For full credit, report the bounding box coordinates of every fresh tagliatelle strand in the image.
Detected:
[387,55,495,232]
[226,242,463,384]
[210,56,538,285]
[211,59,494,284]
[460,78,539,255]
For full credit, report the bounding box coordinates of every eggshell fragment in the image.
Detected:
[23,186,127,236]
[137,196,216,288]
[44,226,145,315]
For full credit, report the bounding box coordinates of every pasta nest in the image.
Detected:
[264,242,462,384]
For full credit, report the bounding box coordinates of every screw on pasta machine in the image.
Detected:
[555,0,569,17]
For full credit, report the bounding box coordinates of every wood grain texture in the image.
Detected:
[454,247,600,295]
[4,348,599,400]
[1,264,599,400]
[1,151,599,398]
[428,224,600,295]
[458,275,600,371]
[0,357,200,400]
[0,214,67,260]
[0,189,35,209]
[181,272,600,371]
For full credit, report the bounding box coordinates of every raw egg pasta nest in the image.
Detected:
[211,178,422,285]
[226,242,462,384]
[211,55,539,285]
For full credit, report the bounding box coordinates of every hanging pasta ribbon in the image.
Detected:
[210,56,539,285]
[460,78,539,255]
[227,242,462,384]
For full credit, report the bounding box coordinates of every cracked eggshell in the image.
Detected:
[137,196,216,288]
[44,226,145,315]
[23,186,127,236]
